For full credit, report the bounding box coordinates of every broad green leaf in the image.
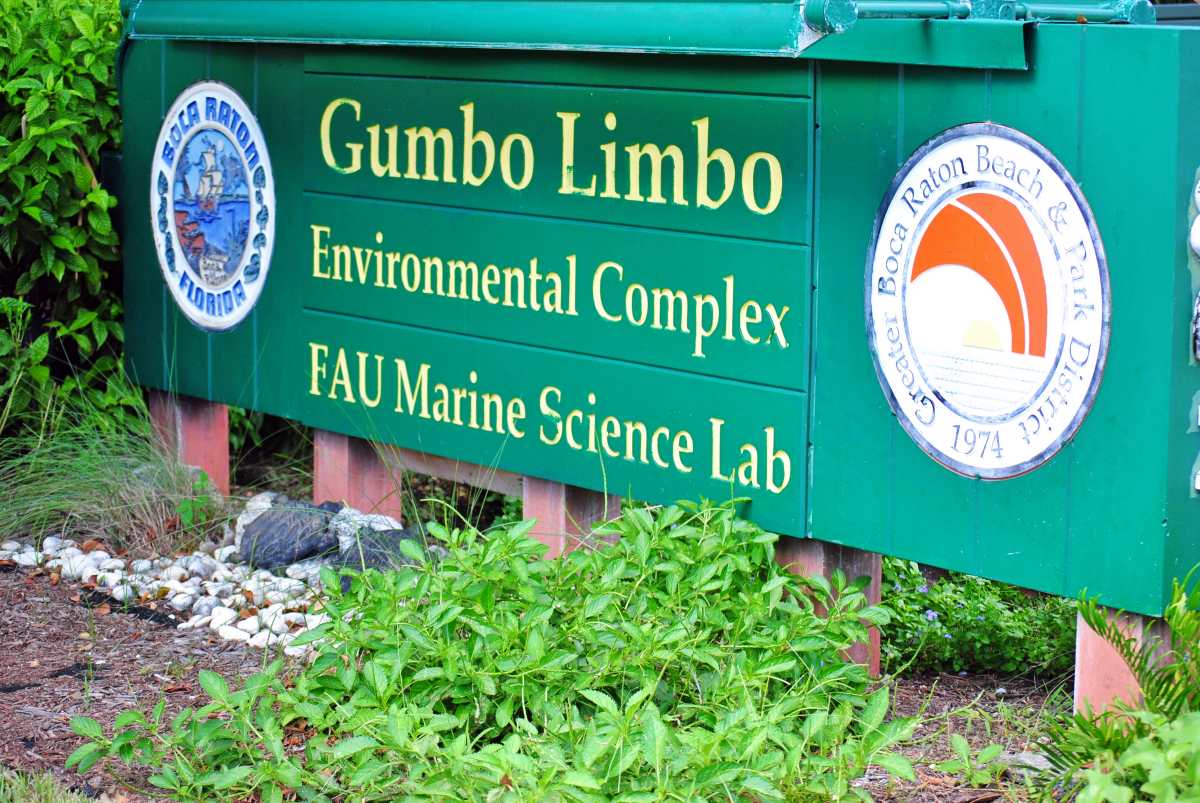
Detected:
[331,735,378,759]
[198,669,229,702]
[70,716,103,741]
[874,752,916,782]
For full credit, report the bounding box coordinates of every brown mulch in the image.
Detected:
[865,671,1071,801]
[0,564,267,801]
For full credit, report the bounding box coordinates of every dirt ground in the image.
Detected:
[0,564,1067,802]
[0,564,266,801]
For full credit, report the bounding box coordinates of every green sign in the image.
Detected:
[120,13,1200,615]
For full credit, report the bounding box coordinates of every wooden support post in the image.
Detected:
[1074,609,1152,714]
[521,477,621,558]
[775,535,882,676]
[148,390,230,496]
[312,429,405,522]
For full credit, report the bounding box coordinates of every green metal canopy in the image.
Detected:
[120,0,1149,69]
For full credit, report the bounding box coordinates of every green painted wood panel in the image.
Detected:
[123,42,813,535]
[809,25,1199,615]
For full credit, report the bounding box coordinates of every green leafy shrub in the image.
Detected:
[881,558,1076,676]
[71,501,918,801]
[1,0,128,429]
[1038,570,1200,800]
[0,296,52,429]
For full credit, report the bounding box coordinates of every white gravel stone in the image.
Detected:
[163,565,188,582]
[179,615,212,630]
[0,550,11,561]
[284,560,322,580]
[191,597,219,617]
[208,606,239,630]
[41,536,63,553]
[247,630,272,648]
[86,550,111,563]
[265,590,290,605]
[281,612,307,626]
[181,555,218,579]
[2,540,22,552]
[204,581,234,598]
[235,616,260,635]
[217,625,251,642]
[214,546,238,563]
[99,558,126,571]
[130,559,153,574]
[59,554,88,577]
[330,507,402,553]
[169,593,195,612]
[284,644,310,657]
[58,547,83,561]
[14,550,40,568]
[111,583,136,602]
[97,572,125,588]
[305,613,330,629]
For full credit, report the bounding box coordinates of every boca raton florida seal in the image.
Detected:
[866,123,1110,479]
[150,81,275,331]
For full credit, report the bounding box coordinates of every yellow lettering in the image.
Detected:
[319,98,362,174]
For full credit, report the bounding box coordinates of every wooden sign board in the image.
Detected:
[120,11,1200,615]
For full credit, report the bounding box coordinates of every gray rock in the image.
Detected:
[337,524,432,572]
[234,491,280,549]
[130,559,154,574]
[170,593,196,612]
[1001,751,1053,774]
[214,545,238,563]
[238,502,338,569]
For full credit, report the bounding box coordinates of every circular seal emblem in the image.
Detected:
[150,81,274,331]
[866,123,1110,479]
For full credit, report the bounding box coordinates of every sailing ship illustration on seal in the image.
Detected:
[171,130,251,289]
[195,145,225,213]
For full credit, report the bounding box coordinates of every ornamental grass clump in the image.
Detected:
[71,500,917,801]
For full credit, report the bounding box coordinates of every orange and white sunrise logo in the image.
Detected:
[867,123,1109,479]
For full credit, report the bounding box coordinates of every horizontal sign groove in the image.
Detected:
[301,303,809,395]
[302,69,812,101]
[304,188,810,249]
